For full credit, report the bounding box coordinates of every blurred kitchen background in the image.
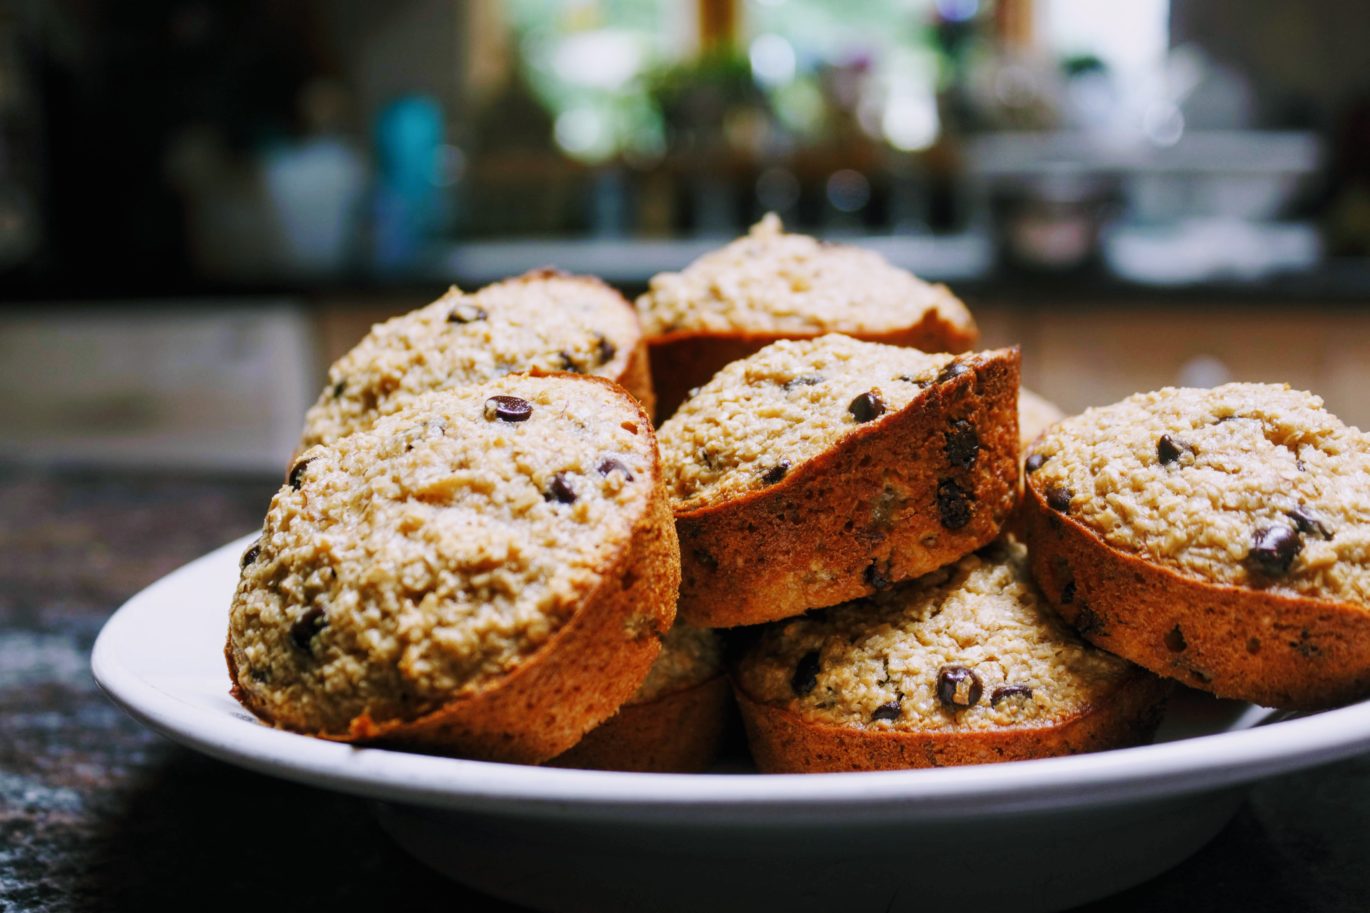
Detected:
[2,0,1369,472]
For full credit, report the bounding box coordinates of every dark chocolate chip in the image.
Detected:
[331,380,346,399]
[1075,604,1104,636]
[1025,453,1047,474]
[289,606,327,651]
[484,395,533,422]
[545,472,577,504]
[558,351,582,373]
[240,541,261,568]
[447,303,488,324]
[288,459,312,491]
[1164,624,1187,653]
[783,373,824,391]
[871,701,902,722]
[1060,579,1076,604]
[936,665,983,709]
[1046,485,1073,513]
[595,333,616,364]
[990,684,1033,706]
[848,391,886,423]
[1248,525,1302,576]
[864,560,893,591]
[791,651,821,696]
[597,457,634,481]
[1287,505,1334,540]
[762,460,791,485]
[936,479,973,530]
[936,361,970,384]
[944,419,980,469]
[1157,434,1193,465]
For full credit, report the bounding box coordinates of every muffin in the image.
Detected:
[550,624,729,773]
[637,215,978,418]
[228,373,679,764]
[301,269,653,449]
[733,542,1170,772]
[1023,383,1370,709]
[658,334,1021,628]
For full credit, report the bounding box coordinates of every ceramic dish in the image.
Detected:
[93,534,1370,913]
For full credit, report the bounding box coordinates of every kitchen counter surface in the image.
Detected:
[2,467,1367,912]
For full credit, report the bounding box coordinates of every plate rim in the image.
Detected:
[92,534,1370,823]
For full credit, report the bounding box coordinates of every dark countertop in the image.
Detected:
[2,468,1368,913]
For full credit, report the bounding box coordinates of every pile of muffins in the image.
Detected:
[226,215,1370,773]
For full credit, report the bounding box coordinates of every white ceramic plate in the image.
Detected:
[93,535,1370,913]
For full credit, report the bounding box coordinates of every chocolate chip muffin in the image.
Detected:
[636,214,978,418]
[227,373,680,764]
[657,334,1021,628]
[550,623,729,772]
[300,269,653,449]
[733,542,1169,772]
[1023,383,1370,709]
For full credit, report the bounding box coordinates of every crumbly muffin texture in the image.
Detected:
[635,214,974,337]
[230,374,663,735]
[300,270,644,449]
[1026,383,1370,606]
[630,624,722,705]
[658,334,958,511]
[735,542,1135,732]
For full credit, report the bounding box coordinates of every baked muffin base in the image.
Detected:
[734,673,1170,773]
[547,675,731,773]
[1022,481,1370,710]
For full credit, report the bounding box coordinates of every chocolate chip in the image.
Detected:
[290,606,326,651]
[545,473,577,504]
[597,457,634,481]
[1075,604,1104,636]
[936,479,973,530]
[595,333,616,364]
[783,373,824,391]
[871,701,902,722]
[864,559,892,591]
[1046,485,1072,513]
[936,361,970,384]
[331,380,346,399]
[240,541,261,568]
[945,419,980,468]
[1164,625,1187,652]
[1060,579,1076,604]
[990,684,1033,706]
[1157,434,1193,465]
[1248,525,1302,576]
[1287,505,1334,540]
[484,395,533,422]
[791,651,821,696]
[848,391,886,423]
[936,665,983,709]
[1025,453,1047,473]
[762,460,791,485]
[447,304,487,324]
[558,351,582,373]
[288,459,312,490]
